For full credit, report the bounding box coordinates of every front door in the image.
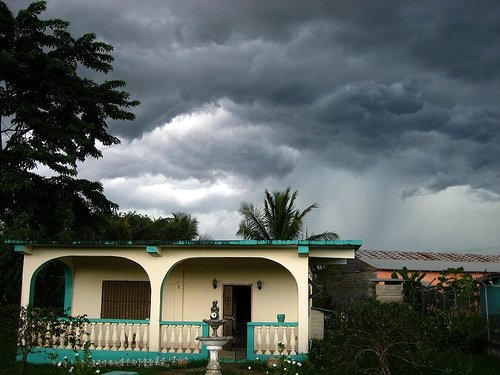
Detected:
[222,285,251,355]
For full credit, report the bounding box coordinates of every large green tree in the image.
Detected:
[236,187,338,240]
[0,1,139,239]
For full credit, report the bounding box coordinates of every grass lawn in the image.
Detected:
[2,352,500,375]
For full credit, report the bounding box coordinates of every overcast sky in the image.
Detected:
[7,0,500,252]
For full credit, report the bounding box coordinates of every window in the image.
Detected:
[101,281,151,320]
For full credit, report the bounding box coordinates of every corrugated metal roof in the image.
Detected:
[357,250,500,273]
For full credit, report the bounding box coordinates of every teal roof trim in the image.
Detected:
[298,245,309,255]
[6,239,362,250]
[146,245,161,256]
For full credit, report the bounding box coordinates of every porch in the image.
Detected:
[24,319,300,363]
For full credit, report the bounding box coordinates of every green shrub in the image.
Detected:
[423,311,487,353]
[309,297,489,375]
[309,299,426,375]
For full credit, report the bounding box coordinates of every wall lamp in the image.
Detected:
[212,278,218,289]
[257,280,263,290]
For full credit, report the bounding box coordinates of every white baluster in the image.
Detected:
[44,323,51,347]
[82,323,89,346]
[281,326,288,355]
[133,324,140,351]
[96,323,104,350]
[168,325,176,353]
[126,324,133,351]
[194,325,200,353]
[289,326,296,355]
[185,326,192,353]
[177,325,184,353]
[119,324,126,351]
[65,323,73,349]
[103,323,111,350]
[161,325,168,353]
[52,332,58,349]
[256,326,263,355]
[58,330,66,349]
[141,324,148,351]
[111,323,118,350]
[265,326,271,355]
[52,322,60,348]
[89,323,96,349]
[273,326,279,355]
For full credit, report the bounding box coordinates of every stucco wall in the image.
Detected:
[69,256,297,323]
[71,257,149,318]
[162,258,297,322]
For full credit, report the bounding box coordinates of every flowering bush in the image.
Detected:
[55,343,192,374]
[247,356,307,375]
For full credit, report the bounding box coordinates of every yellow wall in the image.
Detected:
[71,257,149,318]
[162,258,297,322]
[69,256,297,323]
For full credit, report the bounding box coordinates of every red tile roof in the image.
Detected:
[358,250,500,263]
[356,250,500,272]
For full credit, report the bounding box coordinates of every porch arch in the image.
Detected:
[29,259,73,313]
[159,257,299,323]
[68,255,151,319]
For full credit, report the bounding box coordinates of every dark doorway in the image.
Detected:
[33,262,65,312]
[222,285,252,358]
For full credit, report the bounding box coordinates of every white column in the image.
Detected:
[148,277,163,352]
[295,257,310,354]
[146,259,177,353]
[20,255,41,306]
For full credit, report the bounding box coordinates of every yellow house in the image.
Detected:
[14,239,361,363]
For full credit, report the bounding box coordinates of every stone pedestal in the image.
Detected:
[196,336,233,375]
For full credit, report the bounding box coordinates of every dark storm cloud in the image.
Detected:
[6,0,500,197]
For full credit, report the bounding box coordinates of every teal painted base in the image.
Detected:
[20,347,307,366]
[20,348,208,365]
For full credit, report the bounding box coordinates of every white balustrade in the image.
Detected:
[44,321,152,352]
[29,319,298,358]
[159,323,205,354]
[251,324,298,356]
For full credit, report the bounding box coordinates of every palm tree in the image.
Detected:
[236,187,338,240]
[103,211,199,241]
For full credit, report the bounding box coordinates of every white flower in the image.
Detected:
[69,366,74,373]
[96,370,100,374]
[248,366,252,369]
[273,363,277,367]
[57,362,62,367]
[297,362,302,366]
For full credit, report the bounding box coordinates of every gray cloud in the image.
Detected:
[6,0,500,249]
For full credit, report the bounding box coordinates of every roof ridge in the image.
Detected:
[358,249,500,262]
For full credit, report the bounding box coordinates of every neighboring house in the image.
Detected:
[322,250,500,308]
[13,239,361,364]
[477,273,500,325]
